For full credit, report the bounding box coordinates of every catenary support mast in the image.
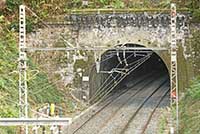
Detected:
[19,5,28,134]
[170,3,179,134]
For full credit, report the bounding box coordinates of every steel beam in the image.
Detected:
[0,118,71,126]
[19,5,29,134]
[19,5,28,119]
[170,3,179,134]
[26,47,167,51]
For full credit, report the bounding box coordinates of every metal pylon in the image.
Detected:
[170,3,179,134]
[19,5,28,134]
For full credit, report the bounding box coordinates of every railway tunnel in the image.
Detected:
[89,43,170,104]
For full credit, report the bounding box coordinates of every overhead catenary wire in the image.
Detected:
[90,52,152,103]
[90,56,150,103]
[91,53,152,103]
[90,51,151,100]
[28,77,61,93]
[89,52,152,102]
[30,78,63,95]
[27,52,116,93]
[89,52,138,101]
[25,6,50,28]
[92,51,151,92]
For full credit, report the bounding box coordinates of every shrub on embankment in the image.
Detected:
[0,20,64,116]
[0,7,64,134]
[179,77,200,133]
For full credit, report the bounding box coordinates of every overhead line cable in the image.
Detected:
[90,54,151,102]
[89,52,138,100]
[90,52,146,99]
[25,6,50,28]
[30,79,63,95]
[89,52,152,102]
[91,52,152,103]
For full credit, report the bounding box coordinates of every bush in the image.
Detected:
[6,0,22,13]
[192,9,200,23]
[112,0,125,8]
[179,77,200,133]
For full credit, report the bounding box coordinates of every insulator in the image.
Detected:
[96,60,100,73]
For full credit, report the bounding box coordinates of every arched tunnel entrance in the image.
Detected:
[89,44,170,104]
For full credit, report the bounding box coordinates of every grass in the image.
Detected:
[179,77,200,133]
[158,110,169,134]
[0,14,69,134]
[0,10,64,126]
[158,77,200,134]
[0,26,64,101]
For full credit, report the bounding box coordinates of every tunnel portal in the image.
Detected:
[89,44,170,103]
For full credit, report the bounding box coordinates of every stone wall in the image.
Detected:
[26,12,198,103]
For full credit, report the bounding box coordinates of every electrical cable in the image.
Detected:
[90,52,152,103]
[25,6,50,28]
[89,52,137,100]
[89,52,152,102]
[90,57,147,102]
[30,78,63,95]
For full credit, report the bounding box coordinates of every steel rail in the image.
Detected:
[119,79,168,134]
[0,118,71,126]
[94,75,168,134]
[26,47,167,51]
[71,74,157,134]
[69,89,129,134]
[141,87,170,134]
[73,74,165,134]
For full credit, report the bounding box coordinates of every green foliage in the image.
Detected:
[185,77,200,99]
[159,0,171,7]
[6,0,22,13]
[70,0,82,8]
[0,105,17,117]
[72,0,82,4]
[98,0,109,5]
[8,17,35,33]
[158,114,168,134]
[0,126,16,134]
[179,77,200,133]
[0,15,4,23]
[187,0,200,9]
[65,99,76,112]
[74,59,88,69]
[0,22,64,119]
[112,0,125,9]
[2,0,39,33]
[28,72,64,103]
[191,9,200,22]
[185,0,200,22]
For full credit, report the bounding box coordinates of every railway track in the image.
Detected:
[64,74,169,134]
[64,73,155,133]
[118,82,169,134]
[140,86,169,134]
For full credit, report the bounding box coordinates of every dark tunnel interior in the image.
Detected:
[89,44,170,103]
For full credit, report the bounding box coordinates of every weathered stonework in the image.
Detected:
[26,12,199,103]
